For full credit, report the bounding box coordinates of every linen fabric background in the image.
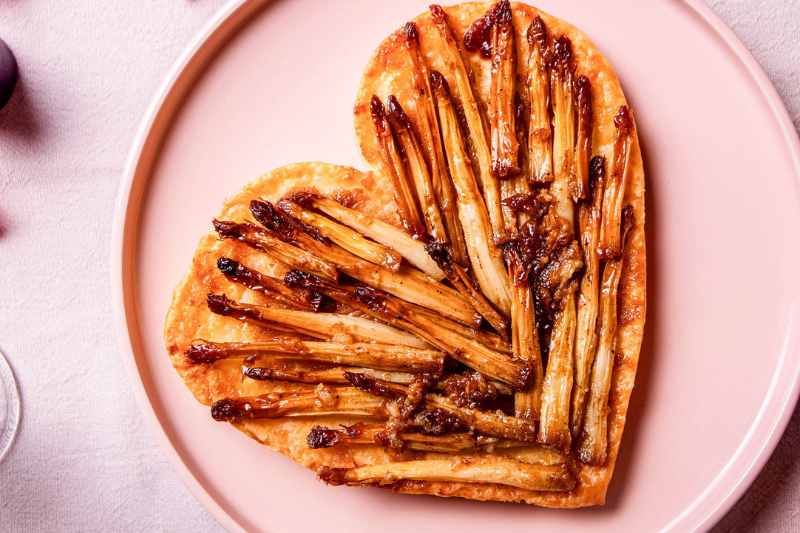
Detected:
[0,1,797,531]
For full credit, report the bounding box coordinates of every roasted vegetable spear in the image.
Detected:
[248,200,480,326]
[570,156,606,438]
[430,4,508,244]
[431,70,513,316]
[185,339,444,373]
[578,206,634,465]
[425,242,511,341]
[213,220,338,283]
[489,0,520,179]
[538,295,576,451]
[403,21,470,266]
[345,373,537,442]
[285,271,526,389]
[205,293,428,348]
[599,105,636,259]
[501,93,532,232]
[385,95,448,243]
[319,456,576,492]
[277,199,402,272]
[571,75,593,201]
[503,242,543,421]
[216,257,322,312]
[526,16,553,184]
[308,423,527,453]
[287,192,445,280]
[211,387,385,421]
[370,95,426,238]
[550,35,576,225]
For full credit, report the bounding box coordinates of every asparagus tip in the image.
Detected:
[318,466,345,485]
[308,426,341,449]
[206,293,233,315]
[429,4,447,24]
[216,257,237,276]
[429,70,451,101]
[552,35,573,69]
[527,15,547,49]
[211,398,234,421]
[402,21,418,45]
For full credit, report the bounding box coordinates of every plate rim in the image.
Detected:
[110,1,800,532]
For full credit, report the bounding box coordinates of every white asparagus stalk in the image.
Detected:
[430,4,508,244]
[385,95,448,243]
[213,220,338,283]
[403,21,470,266]
[211,387,384,421]
[250,200,479,325]
[526,16,553,184]
[489,0,520,179]
[298,193,446,281]
[205,294,428,348]
[571,75,593,201]
[598,106,636,259]
[319,456,575,492]
[571,156,606,438]
[578,206,634,465]
[309,423,526,453]
[370,95,426,238]
[550,35,576,225]
[538,296,576,451]
[186,339,442,372]
[277,199,402,271]
[431,70,513,315]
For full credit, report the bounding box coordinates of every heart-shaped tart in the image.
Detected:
[164,0,645,507]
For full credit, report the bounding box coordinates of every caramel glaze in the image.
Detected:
[463,0,508,59]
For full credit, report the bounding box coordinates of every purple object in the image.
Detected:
[0,38,17,109]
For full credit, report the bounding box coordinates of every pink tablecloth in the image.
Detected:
[0,1,796,531]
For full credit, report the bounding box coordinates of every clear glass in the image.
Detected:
[0,349,20,461]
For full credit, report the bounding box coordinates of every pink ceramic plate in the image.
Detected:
[112,0,800,531]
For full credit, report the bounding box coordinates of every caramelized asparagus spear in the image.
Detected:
[319,457,576,492]
[250,200,480,326]
[571,76,593,201]
[211,387,384,421]
[185,339,443,372]
[431,70,513,315]
[598,106,636,258]
[245,366,420,386]
[345,373,536,441]
[286,273,526,388]
[570,156,606,438]
[579,206,634,465]
[526,16,553,184]
[425,242,511,341]
[503,243,543,421]
[288,192,445,280]
[277,199,402,271]
[309,423,526,453]
[550,36,576,225]
[385,96,447,243]
[213,220,338,282]
[538,296,576,451]
[430,4,507,244]
[489,0,520,179]
[370,95,426,238]
[403,22,470,266]
[206,293,428,347]
[500,93,532,231]
[216,257,322,312]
